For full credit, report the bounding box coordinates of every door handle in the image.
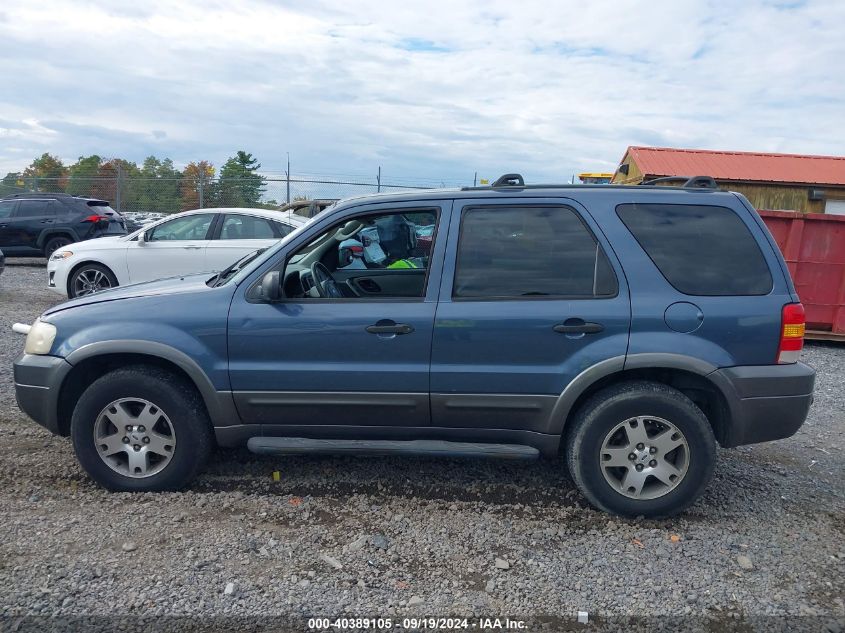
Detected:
[553,321,605,334]
[182,245,203,249]
[40,220,54,224]
[366,322,414,335]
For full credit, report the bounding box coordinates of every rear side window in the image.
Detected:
[220,214,277,240]
[453,205,617,299]
[14,200,55,217]
[616,203,772,296]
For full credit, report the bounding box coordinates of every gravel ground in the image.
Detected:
[0,262,843,631]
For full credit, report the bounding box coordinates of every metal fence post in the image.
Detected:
[198,176,204,209]
[286,153,290,204]
[115,164,122,212]
[377,166,381,193]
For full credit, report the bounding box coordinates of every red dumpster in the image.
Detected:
[758,209,845,341]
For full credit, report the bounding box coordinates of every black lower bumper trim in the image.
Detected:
[711,362,815,447]
[13,353,73,434]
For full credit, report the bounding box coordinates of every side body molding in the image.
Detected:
[64,340,240,429]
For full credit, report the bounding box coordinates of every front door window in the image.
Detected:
[281,209,437,300]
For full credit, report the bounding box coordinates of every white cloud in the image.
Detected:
[0,0,842,183]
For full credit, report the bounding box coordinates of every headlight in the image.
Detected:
[24,319,57,355]
[50,250,73,261]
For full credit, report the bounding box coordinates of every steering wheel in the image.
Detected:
[310,262,343,298]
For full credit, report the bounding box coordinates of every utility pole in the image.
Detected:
[377,166,381,193]
[286,153,290,204]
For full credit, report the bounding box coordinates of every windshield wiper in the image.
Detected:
[209,248,267,287]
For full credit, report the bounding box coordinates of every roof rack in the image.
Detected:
[640,175,719,189]
[459,173,720,192]
[491,173,525,187]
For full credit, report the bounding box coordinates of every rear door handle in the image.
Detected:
[366,322,414,335]
[182,245,203,249]
[553,321,604,334]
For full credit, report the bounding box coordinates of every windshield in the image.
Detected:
[222,219,312,286]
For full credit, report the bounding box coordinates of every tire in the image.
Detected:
[43,236,72,259]
[71,366,214,492]
[565,380,716,518]
[69,262,118,297]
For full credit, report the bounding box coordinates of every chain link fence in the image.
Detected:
[0,171,474,216]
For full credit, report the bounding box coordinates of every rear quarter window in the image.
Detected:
[616,203,773,296]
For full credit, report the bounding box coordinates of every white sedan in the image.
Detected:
[48,207,307,298]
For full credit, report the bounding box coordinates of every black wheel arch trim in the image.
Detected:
[37,229,80,249]
[63,340,239,428]
[549,353,727,437]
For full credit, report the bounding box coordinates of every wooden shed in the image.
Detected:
[611,146,845,214]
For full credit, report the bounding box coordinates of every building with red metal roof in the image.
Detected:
[611,146,845,214]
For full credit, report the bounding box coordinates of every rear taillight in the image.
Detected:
[778,303,805,364]
[83,214,108,223]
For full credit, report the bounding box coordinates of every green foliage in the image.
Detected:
[216,151,266,207]
[22,153,68,192]
[0,172,24,196]
[91,159,140,209]
[10,150,267,214]
[136,156,182,213]
[66,155,103,197]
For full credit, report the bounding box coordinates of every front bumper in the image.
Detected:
[711,362,815,447]
[13,353,73,435]
[46,260,69,296]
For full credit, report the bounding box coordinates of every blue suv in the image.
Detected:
[12,175,815,517]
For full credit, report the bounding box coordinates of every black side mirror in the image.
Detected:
[260,270,282,302]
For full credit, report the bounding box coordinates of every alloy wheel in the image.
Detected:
[73,268,113,296]
[599,415,690,500]
[93,398,177,478]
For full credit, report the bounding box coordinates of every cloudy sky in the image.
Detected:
[0,0,842,184]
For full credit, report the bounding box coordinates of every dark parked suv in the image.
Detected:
[12,175,815,517]
[0,193,126,258]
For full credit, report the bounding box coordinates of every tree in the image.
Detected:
[66,155,103,197]
[217,151,266,207]
[180,161,215,211]
[138,156,182,213]
[0,172,24,196]
[22,153,68,192]
[90,158,140,212]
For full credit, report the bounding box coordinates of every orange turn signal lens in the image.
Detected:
[782,323,805,338]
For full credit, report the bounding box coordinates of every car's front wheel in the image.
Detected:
[69,263,118,297]
[565,381,716,518]
[71,366,213,491]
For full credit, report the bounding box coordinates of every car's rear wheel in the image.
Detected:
[69,263,118,297]
[43,236,72,259]
[71,366,213,491]
[565,380,716,518]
